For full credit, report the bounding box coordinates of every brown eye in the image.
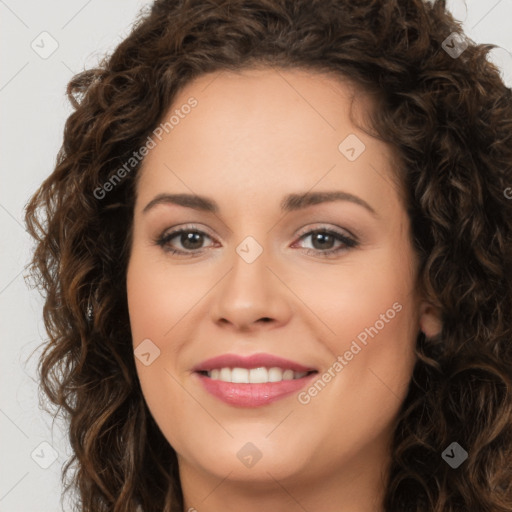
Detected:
[294,228,358,257]
[156,228,215,254]
[178,231,206,250]
[309,231,337,250]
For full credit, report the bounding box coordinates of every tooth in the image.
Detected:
[268,367,284,382]
[208,366,310,383]
[231,367,250,383]
[219,368,231,382]
[283,369,294,380]
[249,367,269,383]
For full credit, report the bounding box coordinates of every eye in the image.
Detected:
[155,225,216,255]
[154,224,358,258]
[292,227,358,257]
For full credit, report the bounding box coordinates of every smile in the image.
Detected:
[193,353,318,407]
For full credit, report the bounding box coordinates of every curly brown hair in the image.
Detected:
[24,0,512,510]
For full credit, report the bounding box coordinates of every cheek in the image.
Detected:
[293,248,418,415]
[292,250,416,353]
[126,255,192,452]
[126,249,210,345]
[292,275,417,470]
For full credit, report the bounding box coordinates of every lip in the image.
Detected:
[192,353,317,373]
[195,374,317,407]
[192,353,318,408]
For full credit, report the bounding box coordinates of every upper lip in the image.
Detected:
[192,353,317,373]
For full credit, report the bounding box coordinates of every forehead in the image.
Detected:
[135,67,401,216]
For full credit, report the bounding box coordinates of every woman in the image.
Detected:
[24,0,512,511]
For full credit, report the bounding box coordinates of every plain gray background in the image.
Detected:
[1,1,511,511]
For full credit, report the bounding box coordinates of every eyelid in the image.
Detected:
[160,223,216,240]
[294,223,357,241]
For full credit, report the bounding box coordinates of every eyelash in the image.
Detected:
[154,224,358,258]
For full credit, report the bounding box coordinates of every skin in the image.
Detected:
[126,67,442,512]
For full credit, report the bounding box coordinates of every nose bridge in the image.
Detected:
[210,232,292,328]
[223,235,272,309]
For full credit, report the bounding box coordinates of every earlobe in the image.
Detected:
[419,301,443,338]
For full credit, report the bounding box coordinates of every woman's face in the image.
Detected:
[127,68,439,504]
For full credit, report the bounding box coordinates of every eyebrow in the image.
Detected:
[142,191,377,216]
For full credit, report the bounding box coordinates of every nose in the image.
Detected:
[209,245,293,332]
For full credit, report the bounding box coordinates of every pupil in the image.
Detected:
[182,232,203,250]
[313,232,333,250]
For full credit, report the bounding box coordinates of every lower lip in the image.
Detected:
[196,373,317,407]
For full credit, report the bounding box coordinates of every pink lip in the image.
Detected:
[192,353,318,407]
[192,353,316,373]
[195,374,317,407]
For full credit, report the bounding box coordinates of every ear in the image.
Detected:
[418,301,442,338]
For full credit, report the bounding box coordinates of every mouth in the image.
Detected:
[192,353,318,407]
